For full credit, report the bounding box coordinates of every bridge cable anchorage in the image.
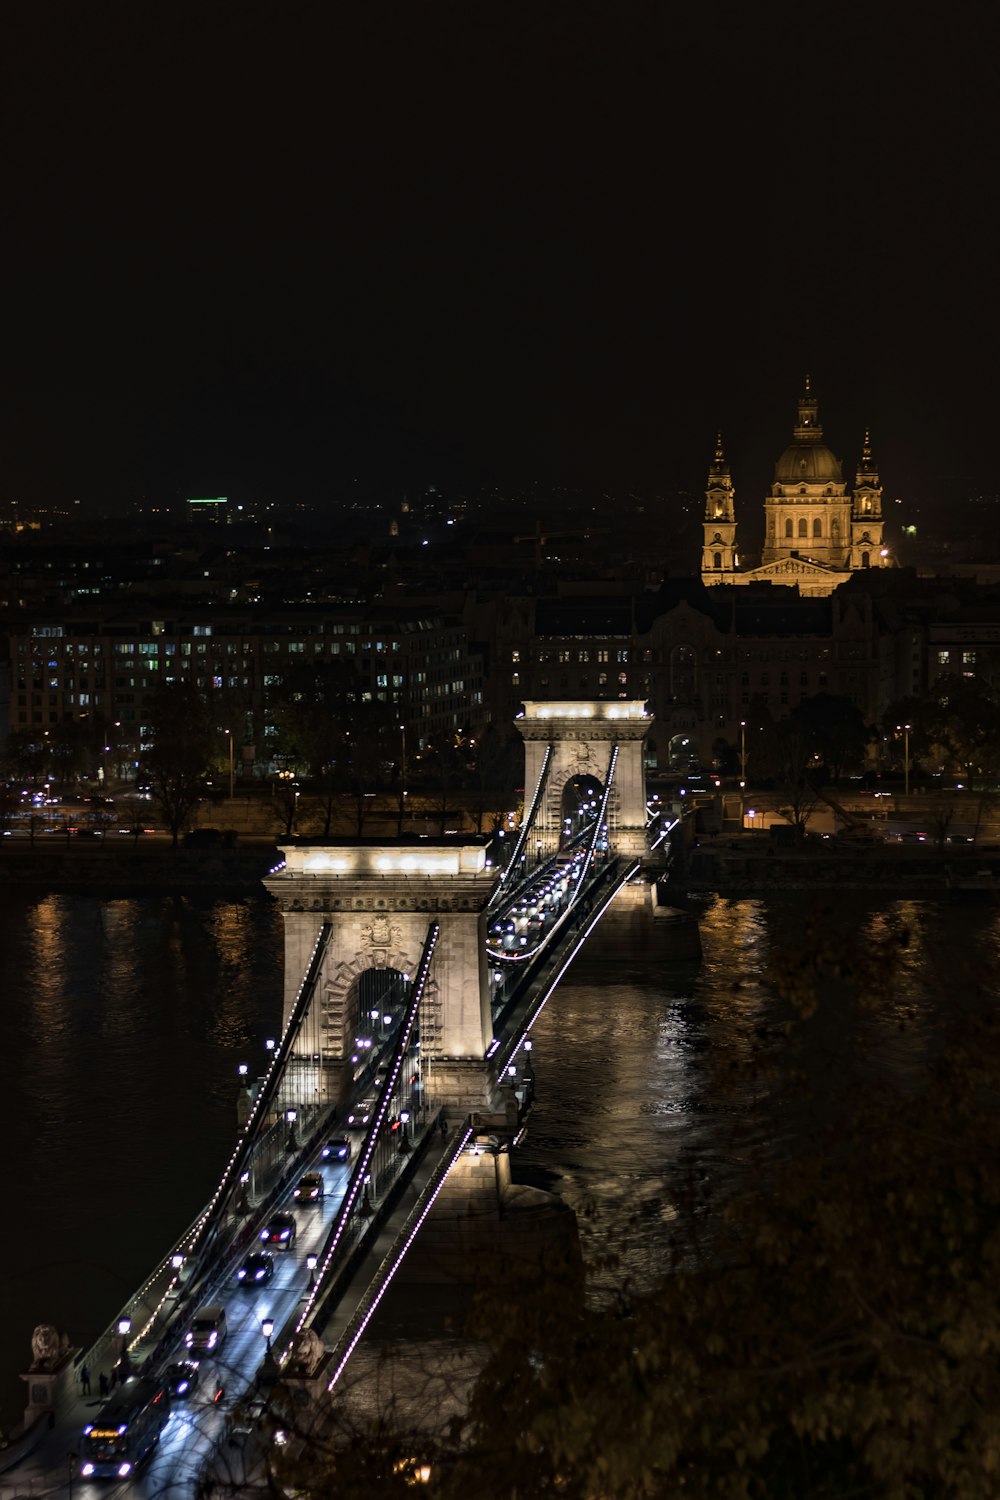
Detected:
[487,741,554,910]
[325,1123,474,1391]
[189,921,334,1267]
[281,920,441,1359]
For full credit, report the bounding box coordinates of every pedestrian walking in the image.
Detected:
[80,1363,91,1395]
[98,1372,108,1398]
[439,1111,448,1139]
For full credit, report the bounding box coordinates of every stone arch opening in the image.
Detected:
[353,966,409,1050]
[559,772,603,848]
[317,952,442,1111]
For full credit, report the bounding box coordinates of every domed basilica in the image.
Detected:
[700,380,890,597]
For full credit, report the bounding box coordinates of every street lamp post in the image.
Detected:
[225,729,234,800]
[306,1254,318,1292]
[739,719,747,788]
[897,723,912,797]
[259,1316,279,1387]
[116,1317,131,1381]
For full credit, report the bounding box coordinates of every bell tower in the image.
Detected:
[700,433,738,585]
[848,430,888,570]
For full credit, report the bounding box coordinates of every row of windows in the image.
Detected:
[782,518,830,538]
[512,648,638,665]
[17,634,460,658]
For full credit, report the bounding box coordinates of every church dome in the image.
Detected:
[774,382,843,484]
[774,442,843,483]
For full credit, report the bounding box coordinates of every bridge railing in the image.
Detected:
[490,852,633,1040]
[280,920,441,1359]
[491,855,641,1083]
[188,921,333,1268]
[323,1120,474,1391]
[487,742,553,909]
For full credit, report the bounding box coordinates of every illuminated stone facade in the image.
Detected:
[702,382,890,597]
[265,840,497,1111]
[516,700,651,857]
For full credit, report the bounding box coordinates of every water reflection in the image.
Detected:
[2,888,998,1427]
[0,892,283,1427]
[517,893,1000,1293]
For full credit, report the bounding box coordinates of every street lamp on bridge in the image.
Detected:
[116,1318,132,1381]
[259,1316,280,1388]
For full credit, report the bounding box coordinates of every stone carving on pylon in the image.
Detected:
[360,915,403,968]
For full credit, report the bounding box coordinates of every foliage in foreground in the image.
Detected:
[261,925,1000,1500]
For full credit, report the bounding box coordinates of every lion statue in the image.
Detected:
[288,1327,325,1375]
[30,1325,61,1369]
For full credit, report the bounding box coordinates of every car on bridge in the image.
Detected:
[260,1212,297,1248]
[163,1360,200,1398]
[236,1250,274,1285]
[321,1136,352,1162]
[293,1171,325,1203]
[347,1096,377,1127]
[184,1305,228,1357]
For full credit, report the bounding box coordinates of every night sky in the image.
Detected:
[2,4,996,517]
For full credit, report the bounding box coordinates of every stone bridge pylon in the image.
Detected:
[517,699,651,858]
[264,841,499,1114]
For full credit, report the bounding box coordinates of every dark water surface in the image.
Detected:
[0,891,284,1428]
[2,887,996,1427]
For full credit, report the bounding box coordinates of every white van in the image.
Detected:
[184,1305,228,1356]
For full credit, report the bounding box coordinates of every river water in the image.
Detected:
[2,886,996,1428]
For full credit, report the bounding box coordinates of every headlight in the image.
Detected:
[280,1230,290,1240]
[184,1333,193,1345]
[255,1268,265,1280]
[207,1332,217,1348]
[260,1230,269,1241]
[82,1464,95,1476]
[237,1269,246,1279]
[177,1380,189,1393]
[118,1463,132,1477]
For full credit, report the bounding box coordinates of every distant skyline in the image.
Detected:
[2,5,995,521]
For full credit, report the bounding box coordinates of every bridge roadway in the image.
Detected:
[0,1111,471,1500]
[2,818,664,1494]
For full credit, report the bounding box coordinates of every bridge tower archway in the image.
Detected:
[264,841,498,1112]
[560,772,604,848]
[517,700,651,858]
